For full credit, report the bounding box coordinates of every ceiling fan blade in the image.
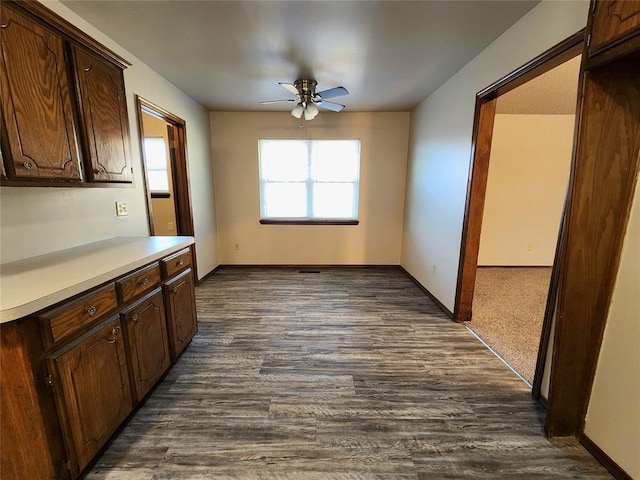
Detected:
[279,82,299,95]
[259,99,296,104]
[317,100,345,112]
[316,86,348,100]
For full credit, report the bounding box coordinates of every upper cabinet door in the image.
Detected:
[72,46,132,183]
[590,0,640,54]
[0,5,82,181]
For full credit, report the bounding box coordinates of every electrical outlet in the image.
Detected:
[168,222,174,231]
[527,243,534,251]
[115,201,128,217]
[234,242,240,251]
[432,265,438,275]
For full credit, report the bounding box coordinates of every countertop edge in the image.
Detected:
[1,237,194,323]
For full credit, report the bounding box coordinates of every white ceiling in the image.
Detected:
[497,55,581,115]
[61,0,540,112]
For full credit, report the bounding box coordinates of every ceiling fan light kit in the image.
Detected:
[260,79,349,121]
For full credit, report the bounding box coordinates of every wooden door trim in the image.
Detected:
[135,96,198,281]
[453,30,584,324]
[545,67,640,436]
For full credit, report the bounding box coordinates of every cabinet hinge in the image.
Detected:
[45,373,54,388]
[586,33,592,49]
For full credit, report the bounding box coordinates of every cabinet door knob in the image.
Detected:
[131,314,139,322]
[141,277,149,286]
[112,326,121,335]
[87,306,97,316]
[171,286,178,294]
[83,63,93,72]
[23,161,34,170]
[178,259,184,266]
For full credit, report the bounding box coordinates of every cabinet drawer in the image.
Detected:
[161,248,191,279]
[40,284,118,347]
[116,263,161,304]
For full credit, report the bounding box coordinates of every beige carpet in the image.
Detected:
[468,267,552,384]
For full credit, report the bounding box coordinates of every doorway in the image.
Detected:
[453,31,584,402]
[466,55,580,385]
[135,96,198,279]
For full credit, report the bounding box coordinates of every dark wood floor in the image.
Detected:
[84,267,611,479]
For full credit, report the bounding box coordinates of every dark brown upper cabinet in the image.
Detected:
[73,46,132,183]
[0,1,132,186]
[0,5,82,182]
[587,0,640,64]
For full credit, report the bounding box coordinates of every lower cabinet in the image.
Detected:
[121,288,171,402]
[47,317,133,476]
[164,268,198,359]
[1,245,198,480]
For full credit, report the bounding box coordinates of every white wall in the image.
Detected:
[478,114,574,266]
[401,0,589,310]
[584,179,640,479]
[210,112,409,265]
[0,0,218,278]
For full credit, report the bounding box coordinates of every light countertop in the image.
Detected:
[0,236,195,323]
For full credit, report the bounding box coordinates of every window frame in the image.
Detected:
[258,139,361,225]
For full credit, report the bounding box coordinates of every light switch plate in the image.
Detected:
[115,201,128,216]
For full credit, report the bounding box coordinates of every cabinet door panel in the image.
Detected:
[0,5,82,181]
[73,46,132,183]
[164,268,198,359]
[590,0,640,53]
[122,289,171,401]
[48,317,133,476]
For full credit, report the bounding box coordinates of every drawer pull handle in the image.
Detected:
[131,314,139,322]
[178,259,184,266]
[141,277,149,286]
[87,306,97,316]
[84,64,93,72]
[171,286,178,294]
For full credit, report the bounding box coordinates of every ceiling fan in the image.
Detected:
[260,79,349,121]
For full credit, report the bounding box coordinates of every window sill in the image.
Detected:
[259,219,359,226]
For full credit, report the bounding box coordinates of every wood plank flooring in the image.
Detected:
[84,267,611,479]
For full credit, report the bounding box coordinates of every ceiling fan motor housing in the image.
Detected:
[294,79,317,104]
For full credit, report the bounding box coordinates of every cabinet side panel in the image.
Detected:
[0,321,59,479]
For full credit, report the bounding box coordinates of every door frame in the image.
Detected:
[135,96,198,281]
[452,31,585,401]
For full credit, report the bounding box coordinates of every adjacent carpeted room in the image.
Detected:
[468,267,552,384]
[84,267,609,479]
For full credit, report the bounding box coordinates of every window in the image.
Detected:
[143,137,170,196]
[258,139,360,223]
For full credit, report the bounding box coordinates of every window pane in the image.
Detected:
[263,183,307,217]
[148,171,169,192]
[260,140,308,181]
[313,183,355,218]
[311,140,360,182]
[143,137,167,171]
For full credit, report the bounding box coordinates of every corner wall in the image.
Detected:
[0,0,218,279]
[584,179,640,479]
[401,0,589,310]
[210,112,409,265]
